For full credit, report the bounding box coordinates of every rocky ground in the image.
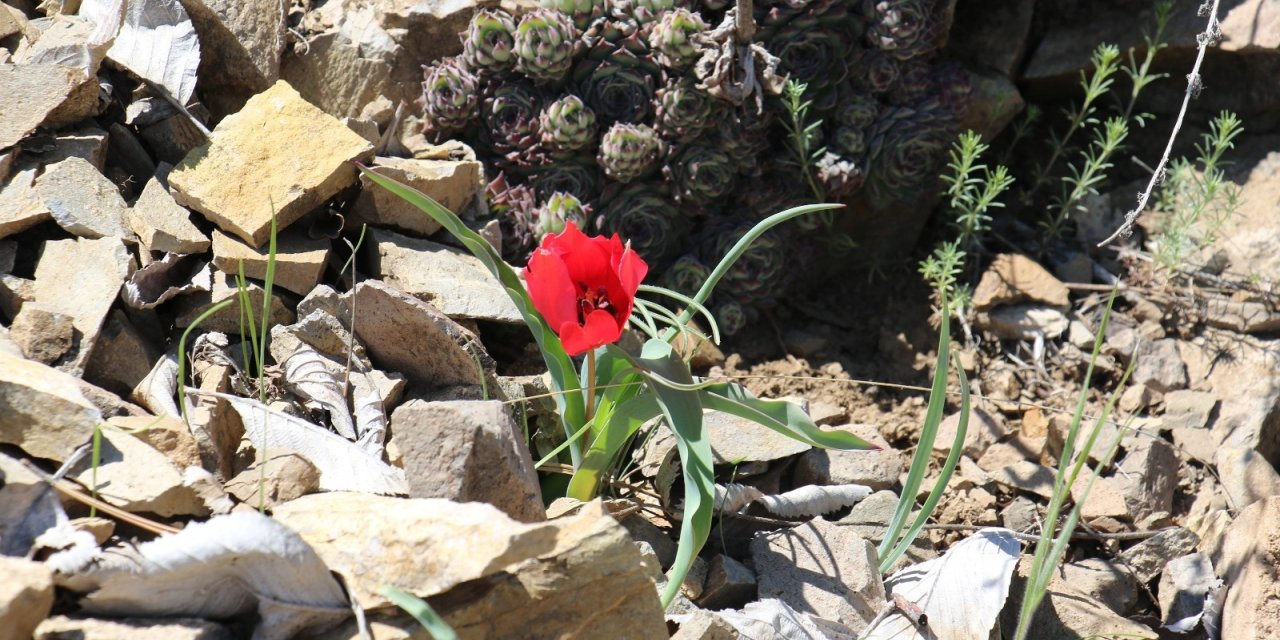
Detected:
[2,0,1280,639]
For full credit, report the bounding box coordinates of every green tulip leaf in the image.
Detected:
[698,382,877,451]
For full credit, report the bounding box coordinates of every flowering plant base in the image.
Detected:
[360,165,875,608]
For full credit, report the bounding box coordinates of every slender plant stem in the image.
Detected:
[1099,0,1222,246]
[585,349,597,423]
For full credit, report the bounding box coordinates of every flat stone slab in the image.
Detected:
[369,228,522,323]
[128,178,211,254]
[0,63,98,150]
[0,166,50,239]
[353,155,483,237]
[35,157,131,239]
[168,80,373,248]
[31,237,131,375]
[0,351,103,462]
[211,228,329,295]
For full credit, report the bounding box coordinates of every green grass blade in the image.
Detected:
[379,585,459,640]
[880,350,970,570]
[878,293,953,569]
[567,391,661,500]
[359,166,586,461]
[177,299,237,426]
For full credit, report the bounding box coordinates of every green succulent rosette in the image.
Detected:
[462,9,517,72]
[529,156,604,202]
[597,182,689,265]
[541,0,607,31]
[654,78,715,142]
[649,8,707,69]
[664,142,736,205]
[514,8,579,84]
[597,122,663,183]
[481,80,544,164]
[534,191,590,237]
[863,0,940,61]
[421,57,481,134]
[861,96,958,206]
[540,94,599,154]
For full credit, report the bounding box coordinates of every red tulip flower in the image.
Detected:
[525,222,649,356]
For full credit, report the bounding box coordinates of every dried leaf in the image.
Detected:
[754,484,873,519]
[81,0,199,103]
[121,254,211,309]
[52,511,350,640]
[863,528,1021,640]
[0,452,66,557]
[351,369,388,458]
[283,345,356,440]
[714,483,765,513]
[131,350,179,416]
[191,390,407,495]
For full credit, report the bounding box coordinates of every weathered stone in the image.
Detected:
[138,111,210,165]
[365,0,482,109]
[992,461,1056,500]
[1045,412,1121,467]
[128,178,211,255]
[1215,445,1280,511]
[69,427,207,517]
[1118,383,1157,414]
[1000,495,1039,533]
[0,351,102,461]
[343,280,486,389]
[1159,553,1217,629]
[0,557,54,640]
[168,80,374,248]
[280,16,395,120]
[671,609,739,640]
[34,615,233,640]
[751,518,884,632]
[1002,557,1157,640]
[391,400,543,522]
[106,123,157,196]
[40,124,109,168]
[353,156,483,237]
[1113,437,1178,522]
[84,310,160,397]
[0,165,49,239]
[1059,558,1138,615]
[0,63,98,149]
[979,304,1070,340]
[1161,390,1218,430]
[0,452,62,558]
[224,453,320,507]
[173,271,295,332]
[369,228,522,323]
[1171,425,1217,463]
[976,441,1032,472]
[273,495,667,638]
[210,228,329,295]
[1222,496,1280,637]
[620,512,677,570]
[184,363,244,479]
[35,157,131,239]
[8,302,74,365]
[973,253,1070,311]
[697,554,757,611]
[1132,339,1187,393]
[1119,527,1199,584]
[795,423,902,491]
[1205,296,1280,334]
[1070,471,1131,521]
[32,237,131,374]
[944,0,1034,77]
[179,0,287,120]
[936,407,1010,459]
[110,414,203,470]
[705,408,812,465]
[71,516,117,545]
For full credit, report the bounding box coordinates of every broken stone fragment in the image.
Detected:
[0,556,54,640]
[110,414,203,470]
[129,178,211,255]
[1113,436,1178,522]
[68,427,208,518]
[223,453,320,508]
[83,310,161,397]
[795,423,903,491]
[705,408,812,464]
[173,271,295,332]
[210,228,329,296]
[1120,527,1200,584]
[696,554,757,611]
[935,406,1010,459]
[1221,495,1280,637]
[368,228,523,323]
[281,23,395,121]
[168,80,374,248]
[32,237,131,375]
[34,157,132,239]
[8,302,75,365]
[0,351,103,461]
[1214,445,1280,511]
[40,124,109,169]
[353,155,484,237]
[0,63,99,149]
[390,399,544,523]
[751,517,885,633]
[342,280,487,390]
[972,253,1070,310]
[273,495,668,638]
[1002,556,1157,640]
[179,0,289,120]
[0,165,50,239]
[34,615,234,640]
[1158,553,1217,629]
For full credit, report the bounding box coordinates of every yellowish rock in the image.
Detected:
[973,253,1070,310]
[169,80,374,248]
[352,155,483,237]
[0,351,102,461]
[128,178,211,254]
[210,228,329,295]
[0,556,54,640]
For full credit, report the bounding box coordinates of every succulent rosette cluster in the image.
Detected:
[422,0,966,334]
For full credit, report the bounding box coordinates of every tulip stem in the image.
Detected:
[585,349,597,423]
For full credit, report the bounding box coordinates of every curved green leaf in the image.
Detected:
[699,382,875,451]
[567,390,661,500]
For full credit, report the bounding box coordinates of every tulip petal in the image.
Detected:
[616,242,648,297]
[581,308,623,350]
[526,247,578,331]
[555,224,614,289]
